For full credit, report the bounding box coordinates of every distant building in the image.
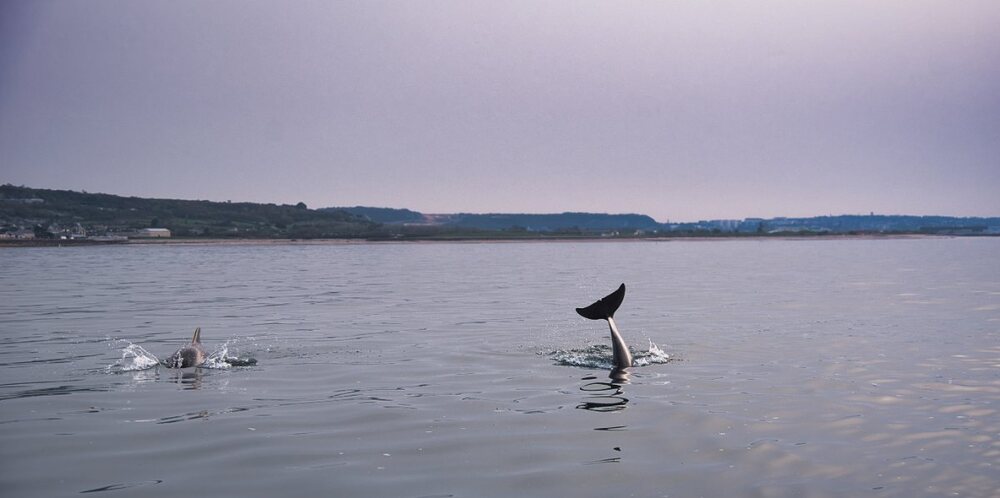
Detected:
[705,219,740,231]
[91,234,128,242]
[132,228,171,238]
[55,223,87,240]
[2,229,36,240]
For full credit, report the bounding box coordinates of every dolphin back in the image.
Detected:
[164,347,202,368]
[163,327,206,368]
[576,283,626,320]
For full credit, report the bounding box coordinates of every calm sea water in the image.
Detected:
[1,238,998,497]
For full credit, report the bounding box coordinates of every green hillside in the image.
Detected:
[0,185,377,238]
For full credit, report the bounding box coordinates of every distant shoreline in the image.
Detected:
[4,186,998,242]
[1,233,987,248]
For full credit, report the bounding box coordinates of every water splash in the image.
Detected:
[634,339,671,366]
[108,338,256,373]
[550,339,673,369]
[202,343,232,370]
[204,339,258,369]
[108,342,160,373]
[551,344,617,369]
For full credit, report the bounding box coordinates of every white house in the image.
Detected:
[132,228,171,238]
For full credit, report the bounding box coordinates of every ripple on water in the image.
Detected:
[79,480,164,494]
[1,239,998,497]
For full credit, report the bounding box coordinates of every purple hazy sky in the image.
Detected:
[2,1,998,221]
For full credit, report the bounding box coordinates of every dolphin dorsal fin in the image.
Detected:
[576,283,626,320]
[191,327,202,344]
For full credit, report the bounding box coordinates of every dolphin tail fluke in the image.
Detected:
[575,283,626,320]
[191,327,202,344]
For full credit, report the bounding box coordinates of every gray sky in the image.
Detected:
[2,1,998,221]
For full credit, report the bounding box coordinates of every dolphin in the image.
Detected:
[163,327,207,368]
[576,283,633,370]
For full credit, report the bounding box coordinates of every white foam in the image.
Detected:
[202,343,233,369]
[108,342,160,373]
[551,339,673,369]
[634,339,671,366]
